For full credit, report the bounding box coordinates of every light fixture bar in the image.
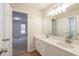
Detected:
[48,3,75,16]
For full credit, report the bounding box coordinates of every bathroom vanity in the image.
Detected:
[34,4,79,56]
[35,35,79,56]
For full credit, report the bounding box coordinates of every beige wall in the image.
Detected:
[42,15,52,35]
[42,5,54,35]
[4,4,12,56]
[11,4,42,52]
[0,4,5,55]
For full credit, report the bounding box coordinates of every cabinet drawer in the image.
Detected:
[46,44,75,56]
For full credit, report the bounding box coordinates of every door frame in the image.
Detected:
[12,9,29,55]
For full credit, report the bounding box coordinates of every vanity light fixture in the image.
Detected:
[48,3,75,16]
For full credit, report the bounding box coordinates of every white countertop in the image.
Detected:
[34,35,79,56]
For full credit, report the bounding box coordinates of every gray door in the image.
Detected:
[13,11,27,55]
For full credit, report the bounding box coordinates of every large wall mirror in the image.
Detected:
[42,4,79,40]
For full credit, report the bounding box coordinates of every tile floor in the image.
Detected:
[13,48,41,56]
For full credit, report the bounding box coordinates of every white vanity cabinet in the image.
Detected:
[35,38,75,56]
[35,39,47,56]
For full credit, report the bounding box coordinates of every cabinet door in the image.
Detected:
[39,40,47,56]
[35,39,41,53]
[46,44,59,56]
[35,39,47,56]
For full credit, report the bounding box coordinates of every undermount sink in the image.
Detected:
[56,42,74,49]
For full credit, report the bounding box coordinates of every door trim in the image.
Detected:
[12,9,29,55]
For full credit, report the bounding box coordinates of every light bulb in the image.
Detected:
[62,8,66,12]
[51,13,54,16]
[51,10,55,16]
[54,9,58,15]
[57,6,62,14]
[48,11,52,16]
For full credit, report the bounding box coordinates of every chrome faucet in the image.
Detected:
[45,33,51,38]
[65,33,73,43]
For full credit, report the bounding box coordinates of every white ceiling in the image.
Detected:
[10,3,55,10]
